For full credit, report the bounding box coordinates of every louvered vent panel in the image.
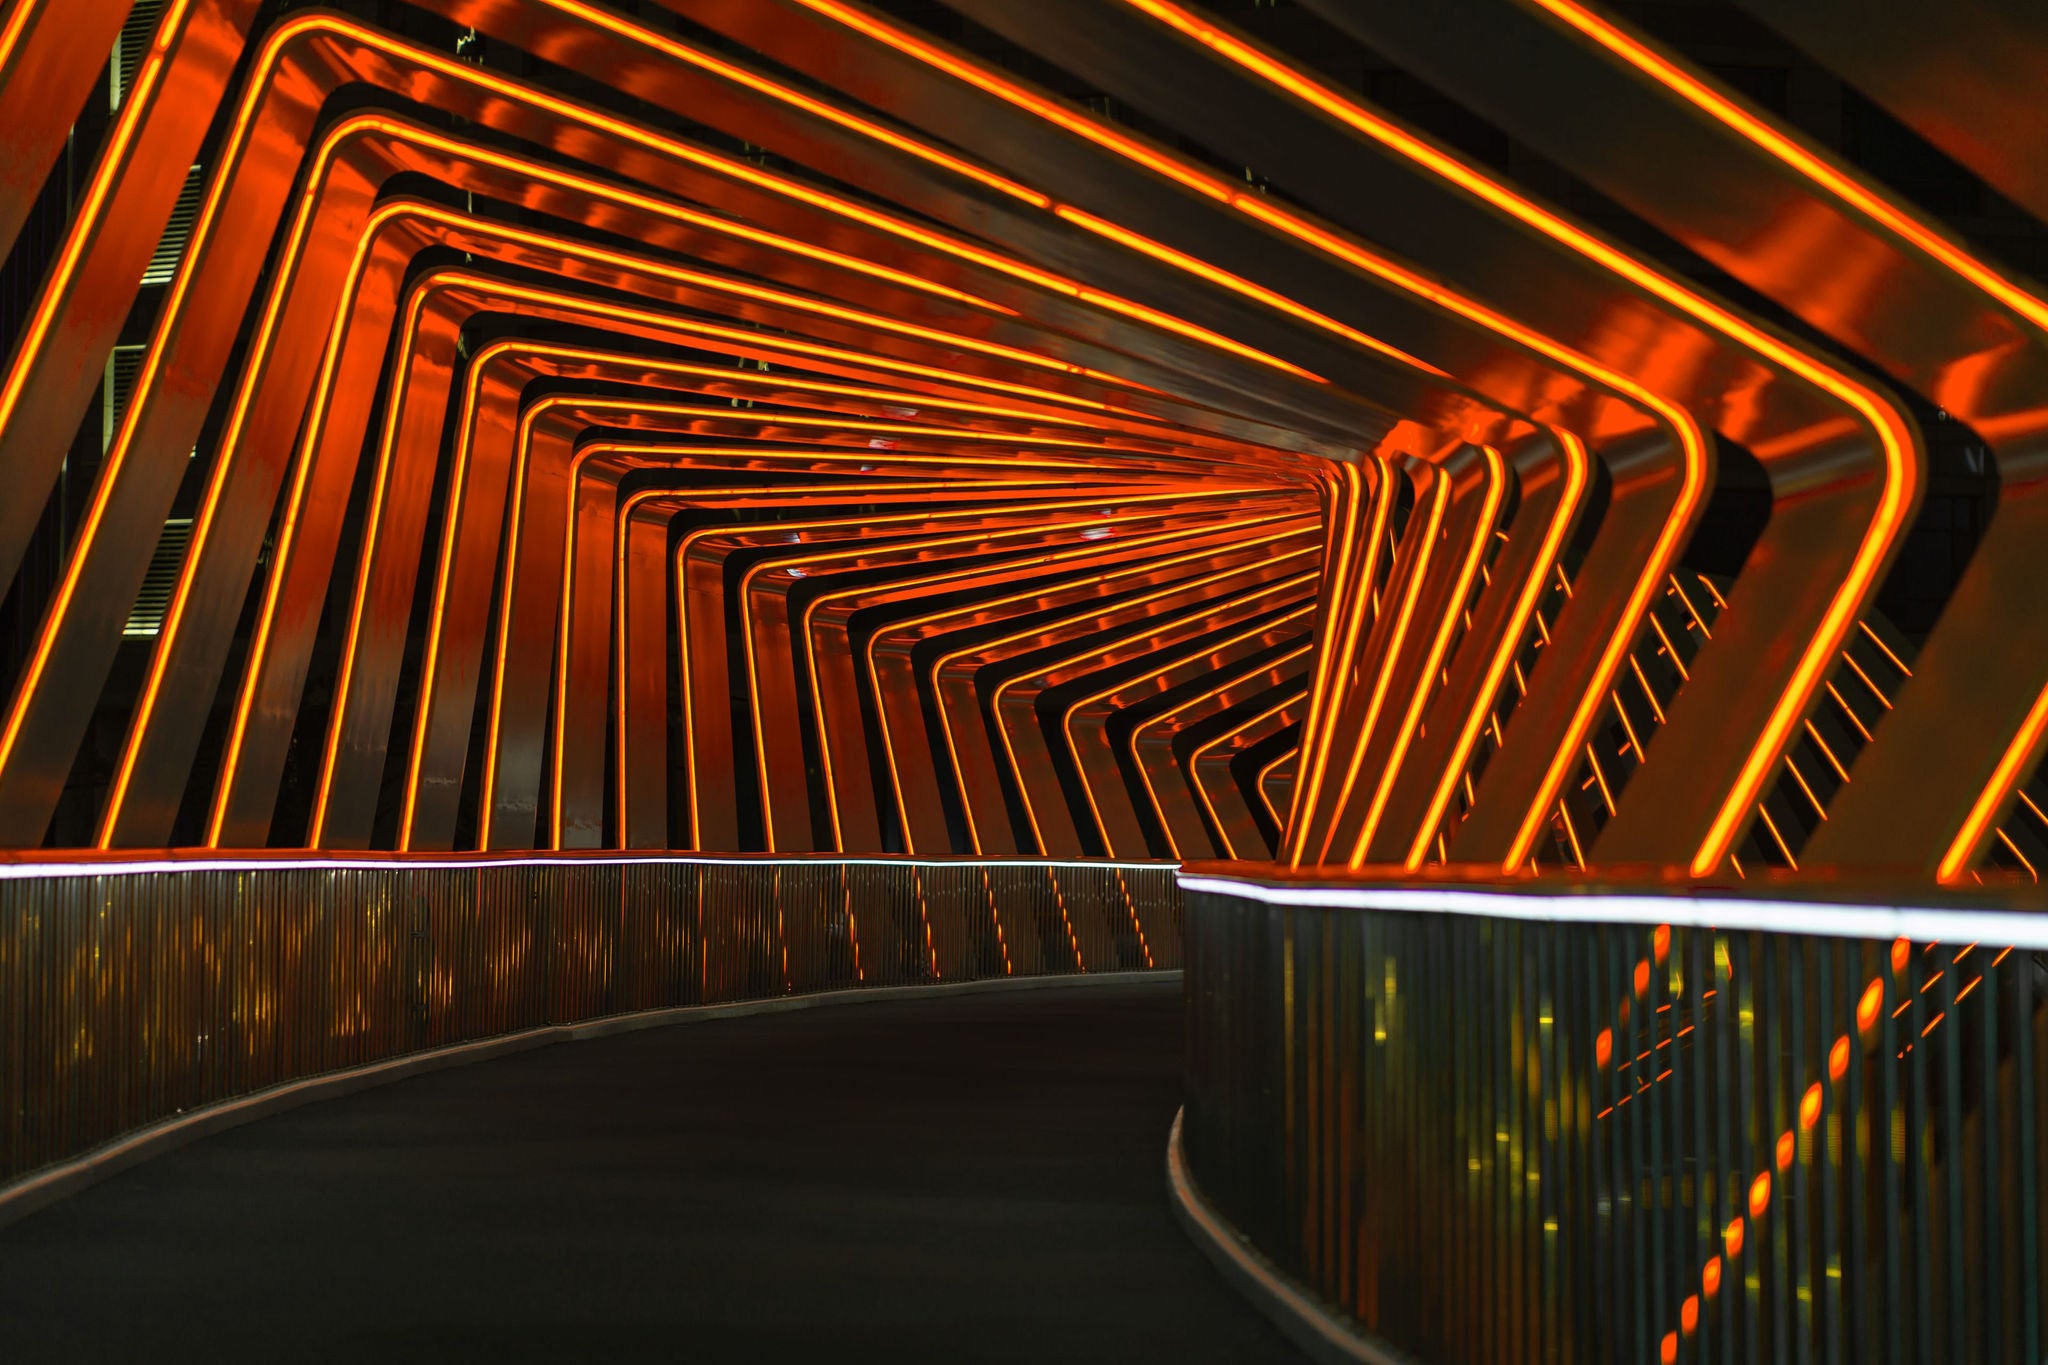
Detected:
[140,164,202,287]
[110,0,171,111]
[103,343,146,449]
[123,517,191,638]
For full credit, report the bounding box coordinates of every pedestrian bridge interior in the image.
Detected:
[0,0,2043,1360]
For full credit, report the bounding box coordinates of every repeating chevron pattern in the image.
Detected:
[0,0,2045,886]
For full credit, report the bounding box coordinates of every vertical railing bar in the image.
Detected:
[1974,935,1998,1364]
[1478,914,1496,1364]
[1646,921,1671,1365]
[1766,934,1792,1364]
[1637,923,1661,1363]
[1712,929,1738,1365]
[1659,920,1687,1365]
[2017,946,2042,1361]
[1581,923,1608,1365]
[1906,936,1935,1365]
[1976,939,2004,1363]
[1844,936,1871,1365]
[1878,935,1905,1365]
[1815,938,1843,1365]
[1539,922,1562,1365]
[1936,942,1968,1365]
[1736,930,1762,1364]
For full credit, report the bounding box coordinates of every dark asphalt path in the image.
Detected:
[0,979,1302,1363]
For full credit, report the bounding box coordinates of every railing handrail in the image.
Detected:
[1178,870,2048,1365]
[1180,861,2048,944]
[0,856,1186,1189]
[0,850,1179,880]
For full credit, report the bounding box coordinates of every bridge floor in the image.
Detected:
[0,979,1301,1362]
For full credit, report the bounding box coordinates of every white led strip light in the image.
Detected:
[1178,874,2048,951]
[0,854,1174,882]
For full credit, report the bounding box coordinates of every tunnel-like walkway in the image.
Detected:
[0,980,1300,1362]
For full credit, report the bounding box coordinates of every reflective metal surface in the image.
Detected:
[0,0,2037,880]
[3,6,2048,1349]
[1184,867,2048,1364]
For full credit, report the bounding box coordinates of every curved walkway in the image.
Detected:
[0,979,1302,1362]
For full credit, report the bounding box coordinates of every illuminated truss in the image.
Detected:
[0,0,2044,883]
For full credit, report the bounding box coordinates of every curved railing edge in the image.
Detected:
[1166,1107,1415,1365]
[0,966,1176,1233]
[1174,862,2048,1365]
[0,852,1183,1223]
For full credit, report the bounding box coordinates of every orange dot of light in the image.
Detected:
[1856,978,1885,1034]
[1829,1035,1852,1080]
[1596,1028,1614,1069]
[1662,1331,1679,1365]
[1681,1295,1700,1335]
[1653,924,1672,966]
[1702,1256,1723,1297]
[1775,1131,1796,1171]
[1891,936,1911,975]
[1725,1216,1746,1258]
[1800,1082,1824,1129]
[1749,1170,1772,1219]
[1635,959,1652,997]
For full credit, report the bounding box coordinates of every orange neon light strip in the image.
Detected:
[592,476,1072,850]
[1117,0,1914,874]
[639,472,1143,848]
[25,6,1282,832]
[937,542,1317,853]
[990,572,1318,857]
[1053,206,1442,376]
[0,0,195,440]
[508,4,1321,381]
[0,0,45,74]
[0,0,204,783]
[793,0,1233,203]
[1523,0,2048,875]
[806,505,1296,850]
[538,0,1051,209]
[1526,0,2048,336]
[1944,686,2048,880]
[485,418,1169,848]
[1314,464,1451,864]
[783,0,1455,383]
[1285,461,1393,862]
[113,95,1073,839]
[731,492,1278,846]
[1255,747,1296,836]
[642,470,1193,842]
[313,18,1318,388]
[1348,443,1507,864]
[791,0,1721,870]
[1275,470,1355,853]
[297,242,1271,845]
[406,269,1139,422]
[329,304,1122,847]
[1148,652,1311,860]
[399,413,1081,847]
[1408,430,1588,866]
[671,478,1219,847]
[870,517,1314,853]
[29,0,1313,840]
[735,493,1273,850]
[1062,605,1317,857]
[805,496,1292,848]
[1127,637,1311,853]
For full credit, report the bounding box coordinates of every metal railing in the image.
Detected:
[1180,867,2048,1365]
[0,852,1177,1187]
